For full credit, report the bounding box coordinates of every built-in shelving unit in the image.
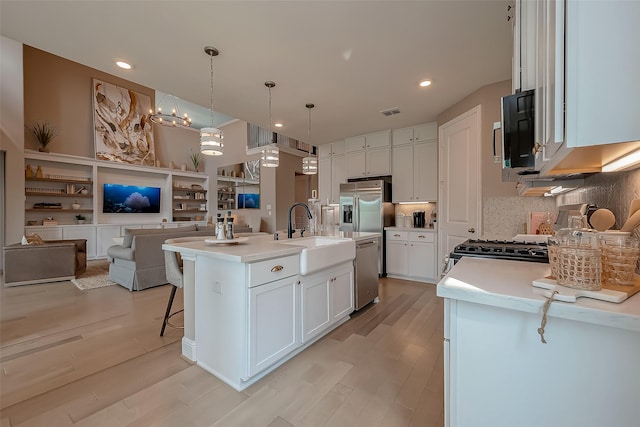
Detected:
[217,176,259,210]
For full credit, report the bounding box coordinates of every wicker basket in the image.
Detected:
[548,245,601,290]
[600,240,640,287]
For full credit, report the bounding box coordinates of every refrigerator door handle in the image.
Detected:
[354,195,360,231]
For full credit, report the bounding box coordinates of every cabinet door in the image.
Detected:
[408,241,437,281]
[386,240,408,276]
[97,225,122,258]
[331,155,346,204]
[392,127,414,146]
[248,276,298,377]
[331,269,354,322]
[413,123,438,143]
[62,226,97,259]
[318,144,333,158]
[346,152,366,178]
[345,136,366,153]
[366,147,390,176]
[365,130,391,149]
[318,156,332,205]
[413,141,438,202]
[301,276,330,344]
[392,145,414,203]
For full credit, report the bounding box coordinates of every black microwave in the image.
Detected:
[501,89,535,168]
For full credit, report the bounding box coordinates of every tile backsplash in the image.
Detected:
[557,168,640,236]
[483,196,556,239]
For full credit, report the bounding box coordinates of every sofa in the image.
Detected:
[107,224,219,291]
[3,239,87,286]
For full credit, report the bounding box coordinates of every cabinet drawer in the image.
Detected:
[247,255,299,287]
[409,232,435,243]
[386,230,408,241]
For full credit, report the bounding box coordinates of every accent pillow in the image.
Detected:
[26,233,45,245]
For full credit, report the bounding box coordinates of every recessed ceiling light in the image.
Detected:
[274,123,283,128]
[116,60,132,70]
[419,80,432,87]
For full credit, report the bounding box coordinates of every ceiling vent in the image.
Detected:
[380,107,400,117]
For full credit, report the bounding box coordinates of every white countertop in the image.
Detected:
[162,231,381,263]
[437,257,640,332]
[385,226,436,232]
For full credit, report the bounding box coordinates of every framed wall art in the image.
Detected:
[93,79,155,166]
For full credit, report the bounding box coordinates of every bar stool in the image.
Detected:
[161,238,185,336]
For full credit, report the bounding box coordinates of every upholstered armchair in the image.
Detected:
[3,239,87,286]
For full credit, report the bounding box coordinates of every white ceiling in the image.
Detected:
[1,0,513,145]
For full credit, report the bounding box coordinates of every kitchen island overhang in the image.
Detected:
[437,257,640,427]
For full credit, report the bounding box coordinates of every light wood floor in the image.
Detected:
[1,264,444,427]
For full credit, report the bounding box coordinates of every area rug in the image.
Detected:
[71,261,115,290]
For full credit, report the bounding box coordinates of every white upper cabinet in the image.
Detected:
[392,123,437,146]
[345,130,390,178]
[521,0,640,174]
[318,140,346,204]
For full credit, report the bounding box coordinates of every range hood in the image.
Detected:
[516,176,585,197]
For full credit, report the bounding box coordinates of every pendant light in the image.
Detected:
[200,46,223,156]
[302,103,318,175]
[261,81,279,168]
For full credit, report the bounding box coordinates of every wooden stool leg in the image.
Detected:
[160,285,178,336]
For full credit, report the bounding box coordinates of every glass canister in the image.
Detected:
[548,215,601,290]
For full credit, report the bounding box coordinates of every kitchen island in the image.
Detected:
[437,257,640,427]
[163,231,379,391]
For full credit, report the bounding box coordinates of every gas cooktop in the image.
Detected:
[451,239,549,263]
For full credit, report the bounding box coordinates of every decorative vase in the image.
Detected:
[170,161,175,170]
[25,165,34,178]
[35,165,43,178]
[72,201,80,210]
[38,147,49,153]
[181,164,187,171]
[76,219,85,224]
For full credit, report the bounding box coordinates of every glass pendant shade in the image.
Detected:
[200,127,223,156]
[302,156,317,174]
[261,145,279,168]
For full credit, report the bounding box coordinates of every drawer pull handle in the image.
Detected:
[393,234,401,237]
[271,265,284,272]
[418,235,426,238]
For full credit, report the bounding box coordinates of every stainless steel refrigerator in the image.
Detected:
[339,180,394,276]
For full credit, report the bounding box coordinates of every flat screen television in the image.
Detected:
[238,193,260,209]
[103,184,161,213]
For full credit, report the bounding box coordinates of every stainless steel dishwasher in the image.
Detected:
[354,237,379,310]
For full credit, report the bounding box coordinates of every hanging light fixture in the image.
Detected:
[302,103,318,175]
[149,93,192,129]
[200,46,223,156]
[261,81,279,167]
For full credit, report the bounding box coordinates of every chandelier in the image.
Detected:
[302,103,318,175]
[149,94,192,129]
[261,81,279,167]
[200,46,223,156]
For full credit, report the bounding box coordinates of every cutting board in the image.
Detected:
[532,275,640,303]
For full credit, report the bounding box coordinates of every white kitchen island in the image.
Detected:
[437,257,640,427]
[163,232,377,391]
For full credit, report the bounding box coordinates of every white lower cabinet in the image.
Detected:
[97,225,121,258]
[300,262,354,344]
[194,253,354,391]
[301,274,331,344]
[386,229,437,283]
[62,226,97,259]
[248,276,299,377]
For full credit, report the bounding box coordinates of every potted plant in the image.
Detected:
[75,214,86,224]
[28,121,57,152]
[188,150,201,172]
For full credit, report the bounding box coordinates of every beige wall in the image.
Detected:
[437,79,516,198]
[275,151,318,231]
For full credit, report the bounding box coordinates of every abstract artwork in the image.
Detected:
[93,79,155,165]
